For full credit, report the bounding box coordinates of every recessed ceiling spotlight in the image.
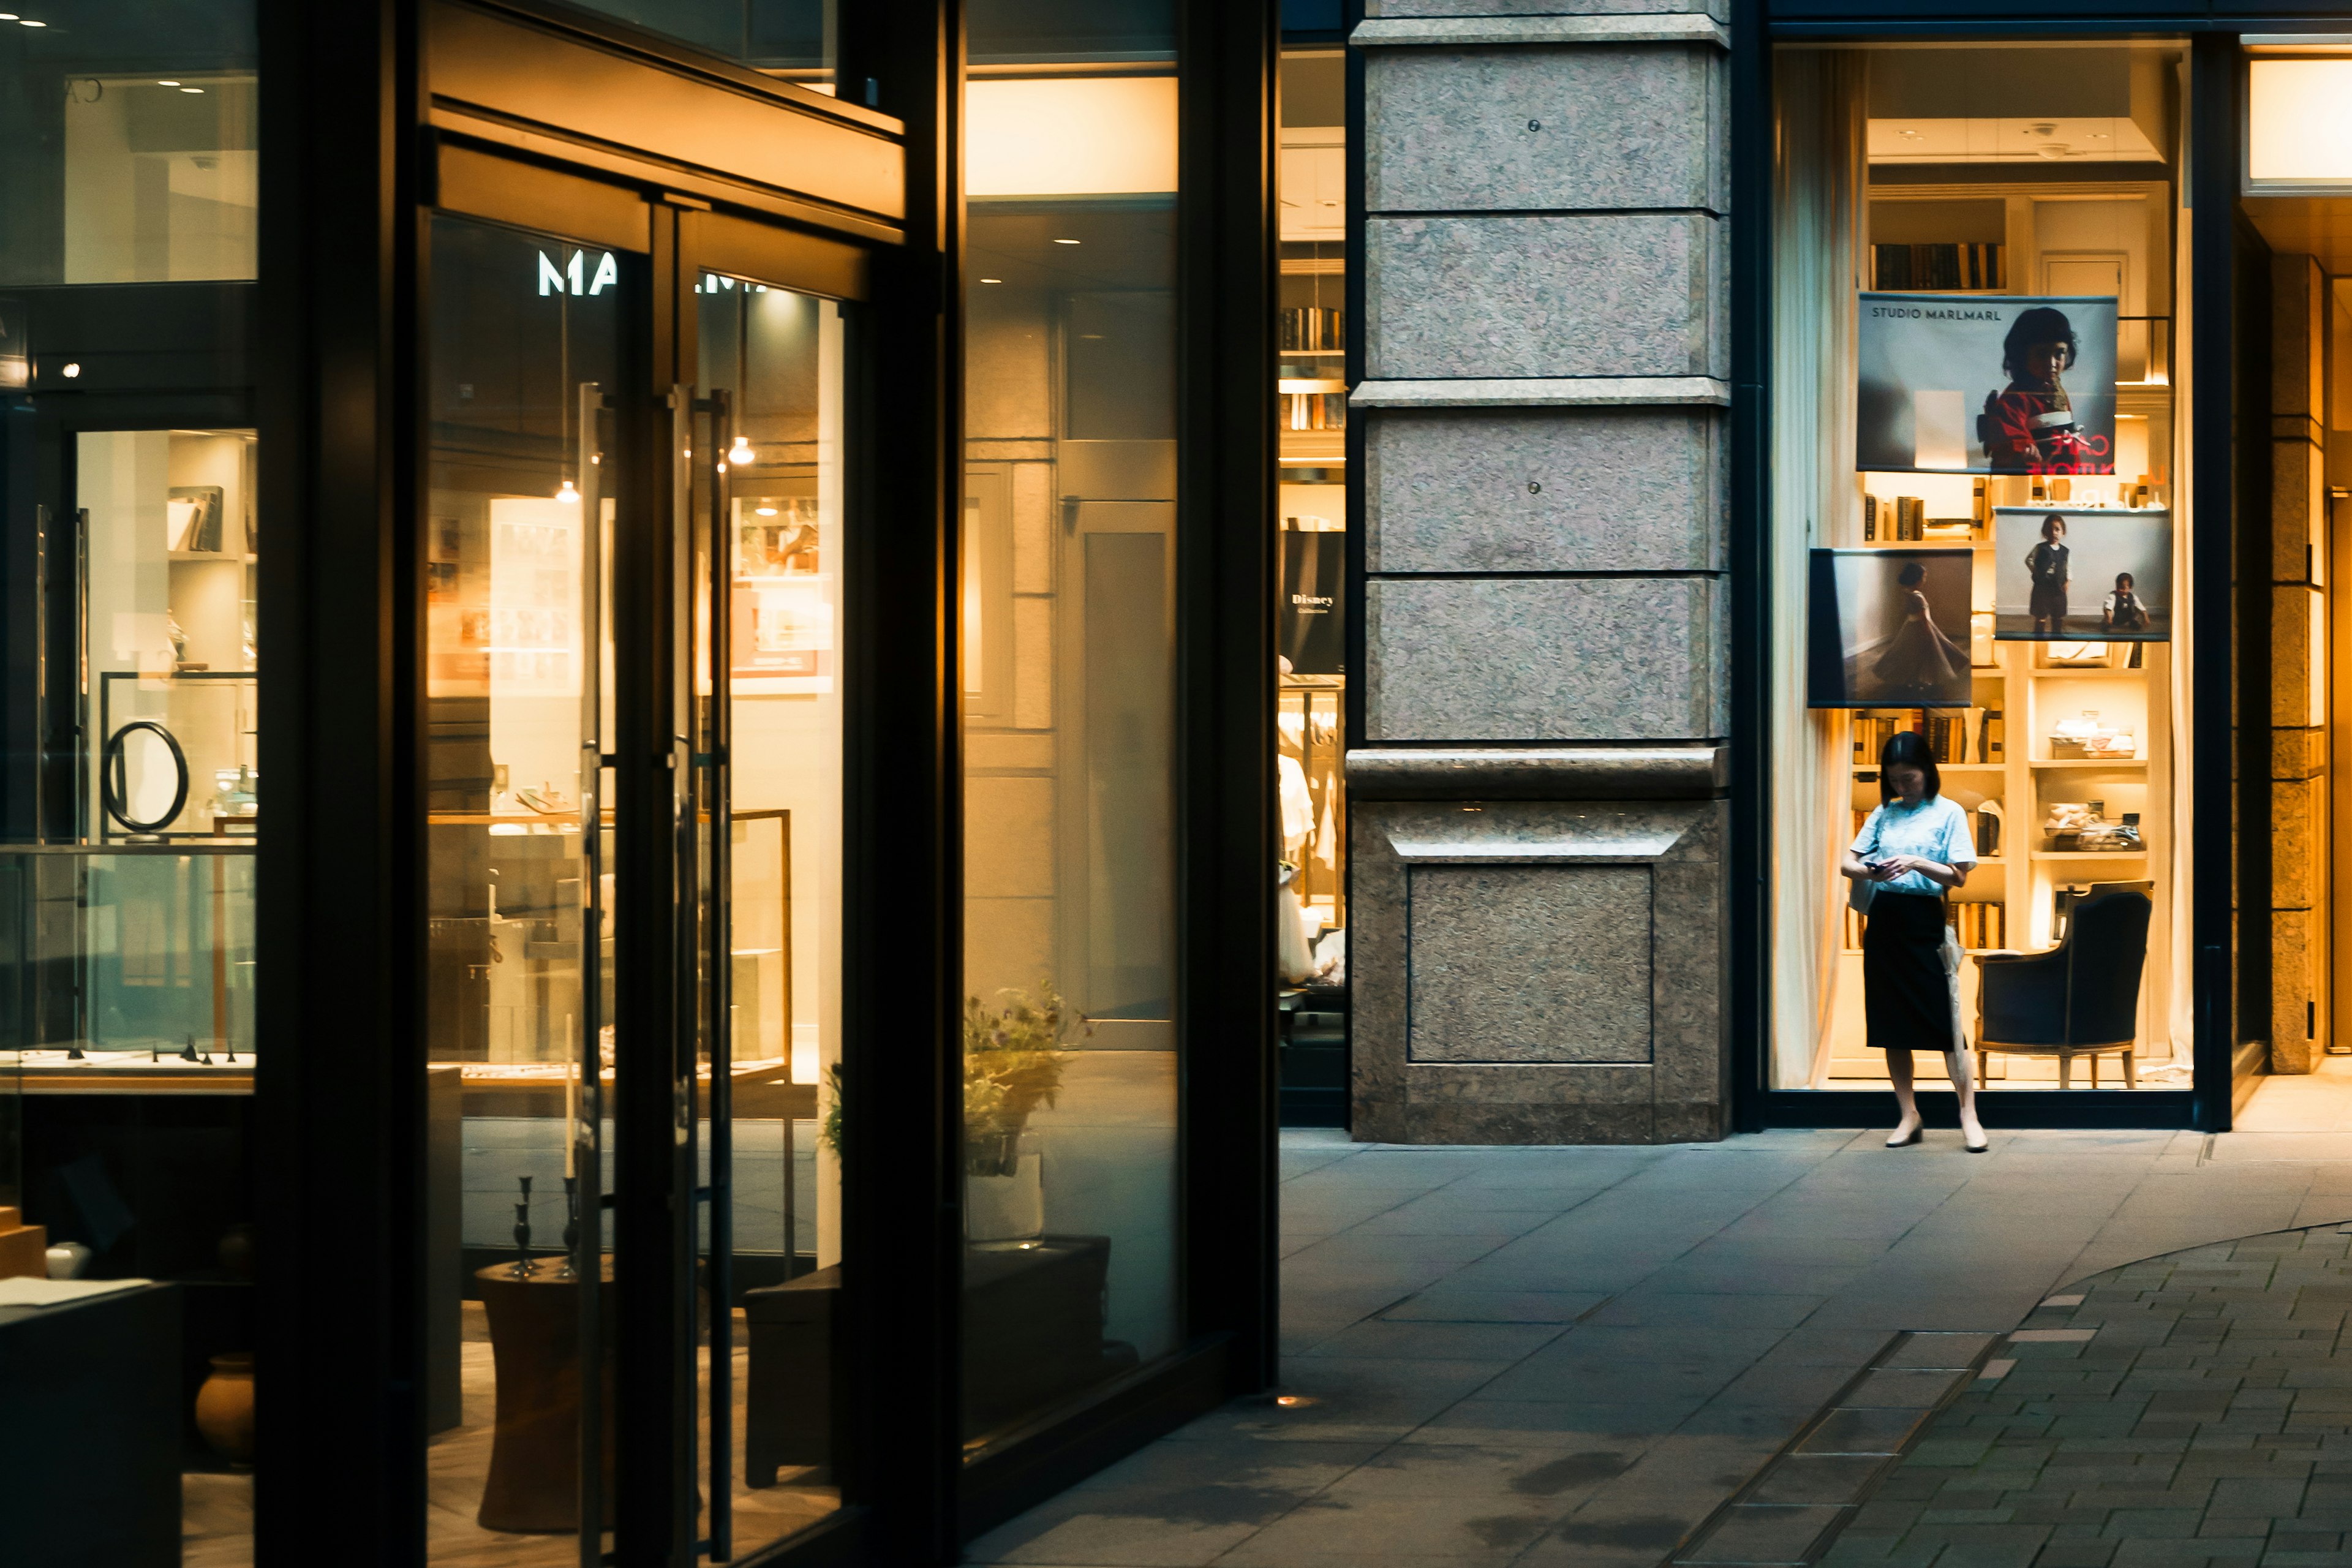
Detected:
[157,80,180,86]
[180,86,203,94]
[979,277,1003,284]
[1052,238,1080,246]
[20,17,46,24]
[0,15,21,21]
[61,362,80,379]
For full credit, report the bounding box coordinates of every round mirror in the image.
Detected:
[104,721,189,835]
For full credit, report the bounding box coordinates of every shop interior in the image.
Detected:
[1274,47,1350,1125]
[1773,43,2193,1093]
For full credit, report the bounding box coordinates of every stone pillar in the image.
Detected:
[1348,7,1730,1142]
[2274,253,2328,1072]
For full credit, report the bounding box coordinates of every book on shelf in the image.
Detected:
[1279,306,1344,353]
[1872,242,2004,291]
[1863,494,1877,541]
[1283,391,1346,431]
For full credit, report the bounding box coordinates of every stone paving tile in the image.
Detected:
[974,1133,2352,1568]
[1815,1228,2352,1568]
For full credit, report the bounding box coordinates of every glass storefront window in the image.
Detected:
[1275,46,1348,1118]
[961,0,1181,1450]
[1,7,260,1566]
[1770,43,2190,1094]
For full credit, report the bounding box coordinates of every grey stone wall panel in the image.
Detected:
[1368,214,1727,380]
[1406,864,1654,1063]
[1366,45,1725,214]
[1350,799,1726,1144]
[1365,576,1725,741]
[1365,406,1726,573]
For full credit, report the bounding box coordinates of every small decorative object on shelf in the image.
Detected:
[2049,712,2136,760]
[559,1174,579,1280]
[510,1174,533,1278]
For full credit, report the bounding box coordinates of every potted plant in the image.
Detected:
[962,982,1088,1240]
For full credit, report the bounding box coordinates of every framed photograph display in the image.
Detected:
[1807,547,1976,708]
[1992,507,2171,642]
[1858,292,2119,475]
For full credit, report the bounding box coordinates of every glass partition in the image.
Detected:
[1770,42,2190,1095]
[960,0,1182,1451]
[564,1,835,89]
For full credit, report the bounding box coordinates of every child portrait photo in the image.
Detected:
[1991,507,2171,642]
[1857,293,2120,475]
[1807,547,1977,708]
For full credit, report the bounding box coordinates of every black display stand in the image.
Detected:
[0,1283,182,1567]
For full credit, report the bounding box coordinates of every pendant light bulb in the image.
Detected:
[557,478,581,505]
[727,434,755,467]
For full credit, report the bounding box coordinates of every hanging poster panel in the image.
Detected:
[1807,547,1976,708]
[1991,506,2171,642]
[1858,292,2118,475]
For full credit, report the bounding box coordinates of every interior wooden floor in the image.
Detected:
[184,1306,837,1566]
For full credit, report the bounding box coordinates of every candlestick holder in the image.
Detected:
[559,1174,580,1280]
[509,1174,534,1278]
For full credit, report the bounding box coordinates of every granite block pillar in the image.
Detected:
[1349,7,1730,1142]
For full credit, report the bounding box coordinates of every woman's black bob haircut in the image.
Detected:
[2002,306,2079,379]
[1879,728,1942,804]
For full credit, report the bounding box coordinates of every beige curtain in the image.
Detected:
[1768,51,1868,1090]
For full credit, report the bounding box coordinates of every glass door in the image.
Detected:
[422,210,623,1568]
[688,264,850,1563]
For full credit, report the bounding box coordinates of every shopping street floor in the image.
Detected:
[965,1076,2352,1568]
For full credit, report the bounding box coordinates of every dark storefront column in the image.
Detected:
[255,0,427,1561]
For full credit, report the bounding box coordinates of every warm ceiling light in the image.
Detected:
[556,479,580,504]
[20,17,46,24]
[0,16,21,21]
[1052,238,1081,246]
[755,505,778,516]
[157,80,179,86]
[979,277,1003,284]
[726,434,755,466]
[180,86,203,94]
[60,362,80,378]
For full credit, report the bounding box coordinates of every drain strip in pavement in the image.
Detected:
[1665,1329,2004,1567]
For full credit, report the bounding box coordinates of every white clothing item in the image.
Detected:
[1279,753,1314,856]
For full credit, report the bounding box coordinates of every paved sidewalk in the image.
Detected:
[965,1128,2352,1568]
[1826,1223,2352,1568]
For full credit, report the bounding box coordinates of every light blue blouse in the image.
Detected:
[1850,796,1977,895]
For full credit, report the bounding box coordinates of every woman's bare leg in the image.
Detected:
[1947,1047,1986,1145]
[1887,1050,1921,1142]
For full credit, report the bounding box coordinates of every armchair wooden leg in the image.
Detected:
[1977,1050,1988,1085]
[2059,1052,2071,1090]
[2124,1051,2136,1088]
[2090,1053,2099,1088]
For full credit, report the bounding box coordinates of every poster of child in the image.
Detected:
[1991,507,2170,641]
[1858,293,2119,475]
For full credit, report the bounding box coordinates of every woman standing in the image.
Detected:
[1843,730,1988,1152]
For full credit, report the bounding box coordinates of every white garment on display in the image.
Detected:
[1278,752,1314,857]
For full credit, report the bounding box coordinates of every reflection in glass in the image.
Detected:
[961,0,1180,1449]
[565,0,835,86]
[0,6,260,285]
[695,272,846,1556]
[424,214,619,1564]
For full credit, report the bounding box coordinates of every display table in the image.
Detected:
[0,1283,179,1567]
[475,1258,615,1533]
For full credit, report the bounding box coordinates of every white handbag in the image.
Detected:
[1848,818,1879,916]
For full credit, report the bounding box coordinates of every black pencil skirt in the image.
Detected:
[1861,891,1955,1052]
